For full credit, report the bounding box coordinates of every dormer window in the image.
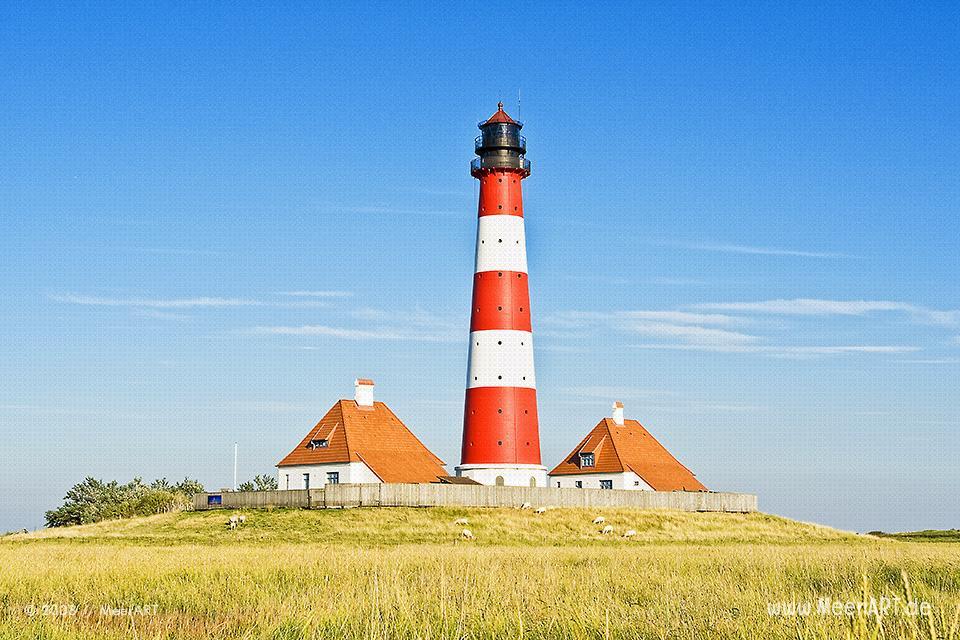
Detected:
[308,439,328,450]
[580,452,595,468]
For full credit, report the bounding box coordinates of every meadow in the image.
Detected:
[2,507,959,639]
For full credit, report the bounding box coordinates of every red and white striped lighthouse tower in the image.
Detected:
[456,103,547,487]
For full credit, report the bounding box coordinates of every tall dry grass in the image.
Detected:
[1,508,959,639]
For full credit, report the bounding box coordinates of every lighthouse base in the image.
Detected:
[455,464,548,488]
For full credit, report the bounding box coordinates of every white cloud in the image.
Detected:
[542,310,755,346]
[131,309,192,321]
[624,323,759,345]
[253,324,458,343]
[50,294,261,308]
[680,242,850,258]
[694,299,959,327]
[561,386,677,399]
[544,310,742,328]
[278,291,353,298]
[632,343,920,358]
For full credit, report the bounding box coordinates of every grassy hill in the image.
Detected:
[868,529,960,543]
[9,507,852,546]
[2,507,959,640]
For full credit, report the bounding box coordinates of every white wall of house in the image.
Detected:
[277,461,380,489]
[548,470,653,491]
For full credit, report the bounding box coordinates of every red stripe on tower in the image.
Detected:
[456,103,547,488]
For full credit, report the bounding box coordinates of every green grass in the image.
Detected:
[2,508,959,639]
[869,529,960,543]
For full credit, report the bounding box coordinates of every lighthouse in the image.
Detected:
[455,103,547,487]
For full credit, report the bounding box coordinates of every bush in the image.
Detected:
[238,475,279,492]
[45,476,205,527]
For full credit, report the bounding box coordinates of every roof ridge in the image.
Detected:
[338,400,355,461]
[602,419,626,473]
[377,402,446,466]
[627,418,695,472]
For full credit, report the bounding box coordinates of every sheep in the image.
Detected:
[592,516,605,525]
[460,528,474,540]
[519,502,532,510]
[227,519,238,531]
[454,518,469,526]
[238,515,247,525]
[623,529,637,539]
[600,524,614,535]
[534,507,548,515]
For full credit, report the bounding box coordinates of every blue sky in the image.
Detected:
[1,3,958,533]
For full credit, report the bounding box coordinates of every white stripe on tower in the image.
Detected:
[474,215,528,273]
[466,329,536,388]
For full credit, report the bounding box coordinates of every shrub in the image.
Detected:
[238,475,279,492]
[45,476,205,527]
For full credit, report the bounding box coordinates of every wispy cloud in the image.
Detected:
[344,205,460,217]
[50,294,261,308]
[542,310,756,347]
[632,343,920,358]
[278,291,353,298]
[131,309,192,321]
[253,324,458,343]
[680,242,850,258]
[694,299,959,327]
[626,323,759,345]
[544,310,742,328]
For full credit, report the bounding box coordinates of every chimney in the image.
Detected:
[612,401,624,425]
[354,378,375,407]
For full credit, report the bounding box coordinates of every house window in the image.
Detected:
[575,481,583,489]
[600,480,613,490]
[285,474,290,490]
[556,481,560,488]
[327,472,339,485]
[529,477,537,487]
[495,476,505,486]
[580,452,595,468]
[303,473,310,490]
[634,480,640,487]
[308,439,328,449]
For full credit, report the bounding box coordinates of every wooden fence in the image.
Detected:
[193,484,757,513]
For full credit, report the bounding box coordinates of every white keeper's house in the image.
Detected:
[276,379,448,489]
[548,402,707,491]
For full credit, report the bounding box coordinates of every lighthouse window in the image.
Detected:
[497,340,502,345]
[498,238,502,243]
[580,452,595,468]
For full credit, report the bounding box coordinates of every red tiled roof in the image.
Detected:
[277,399,447,483]
[484,102,517,125]
[549,418,707,491]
